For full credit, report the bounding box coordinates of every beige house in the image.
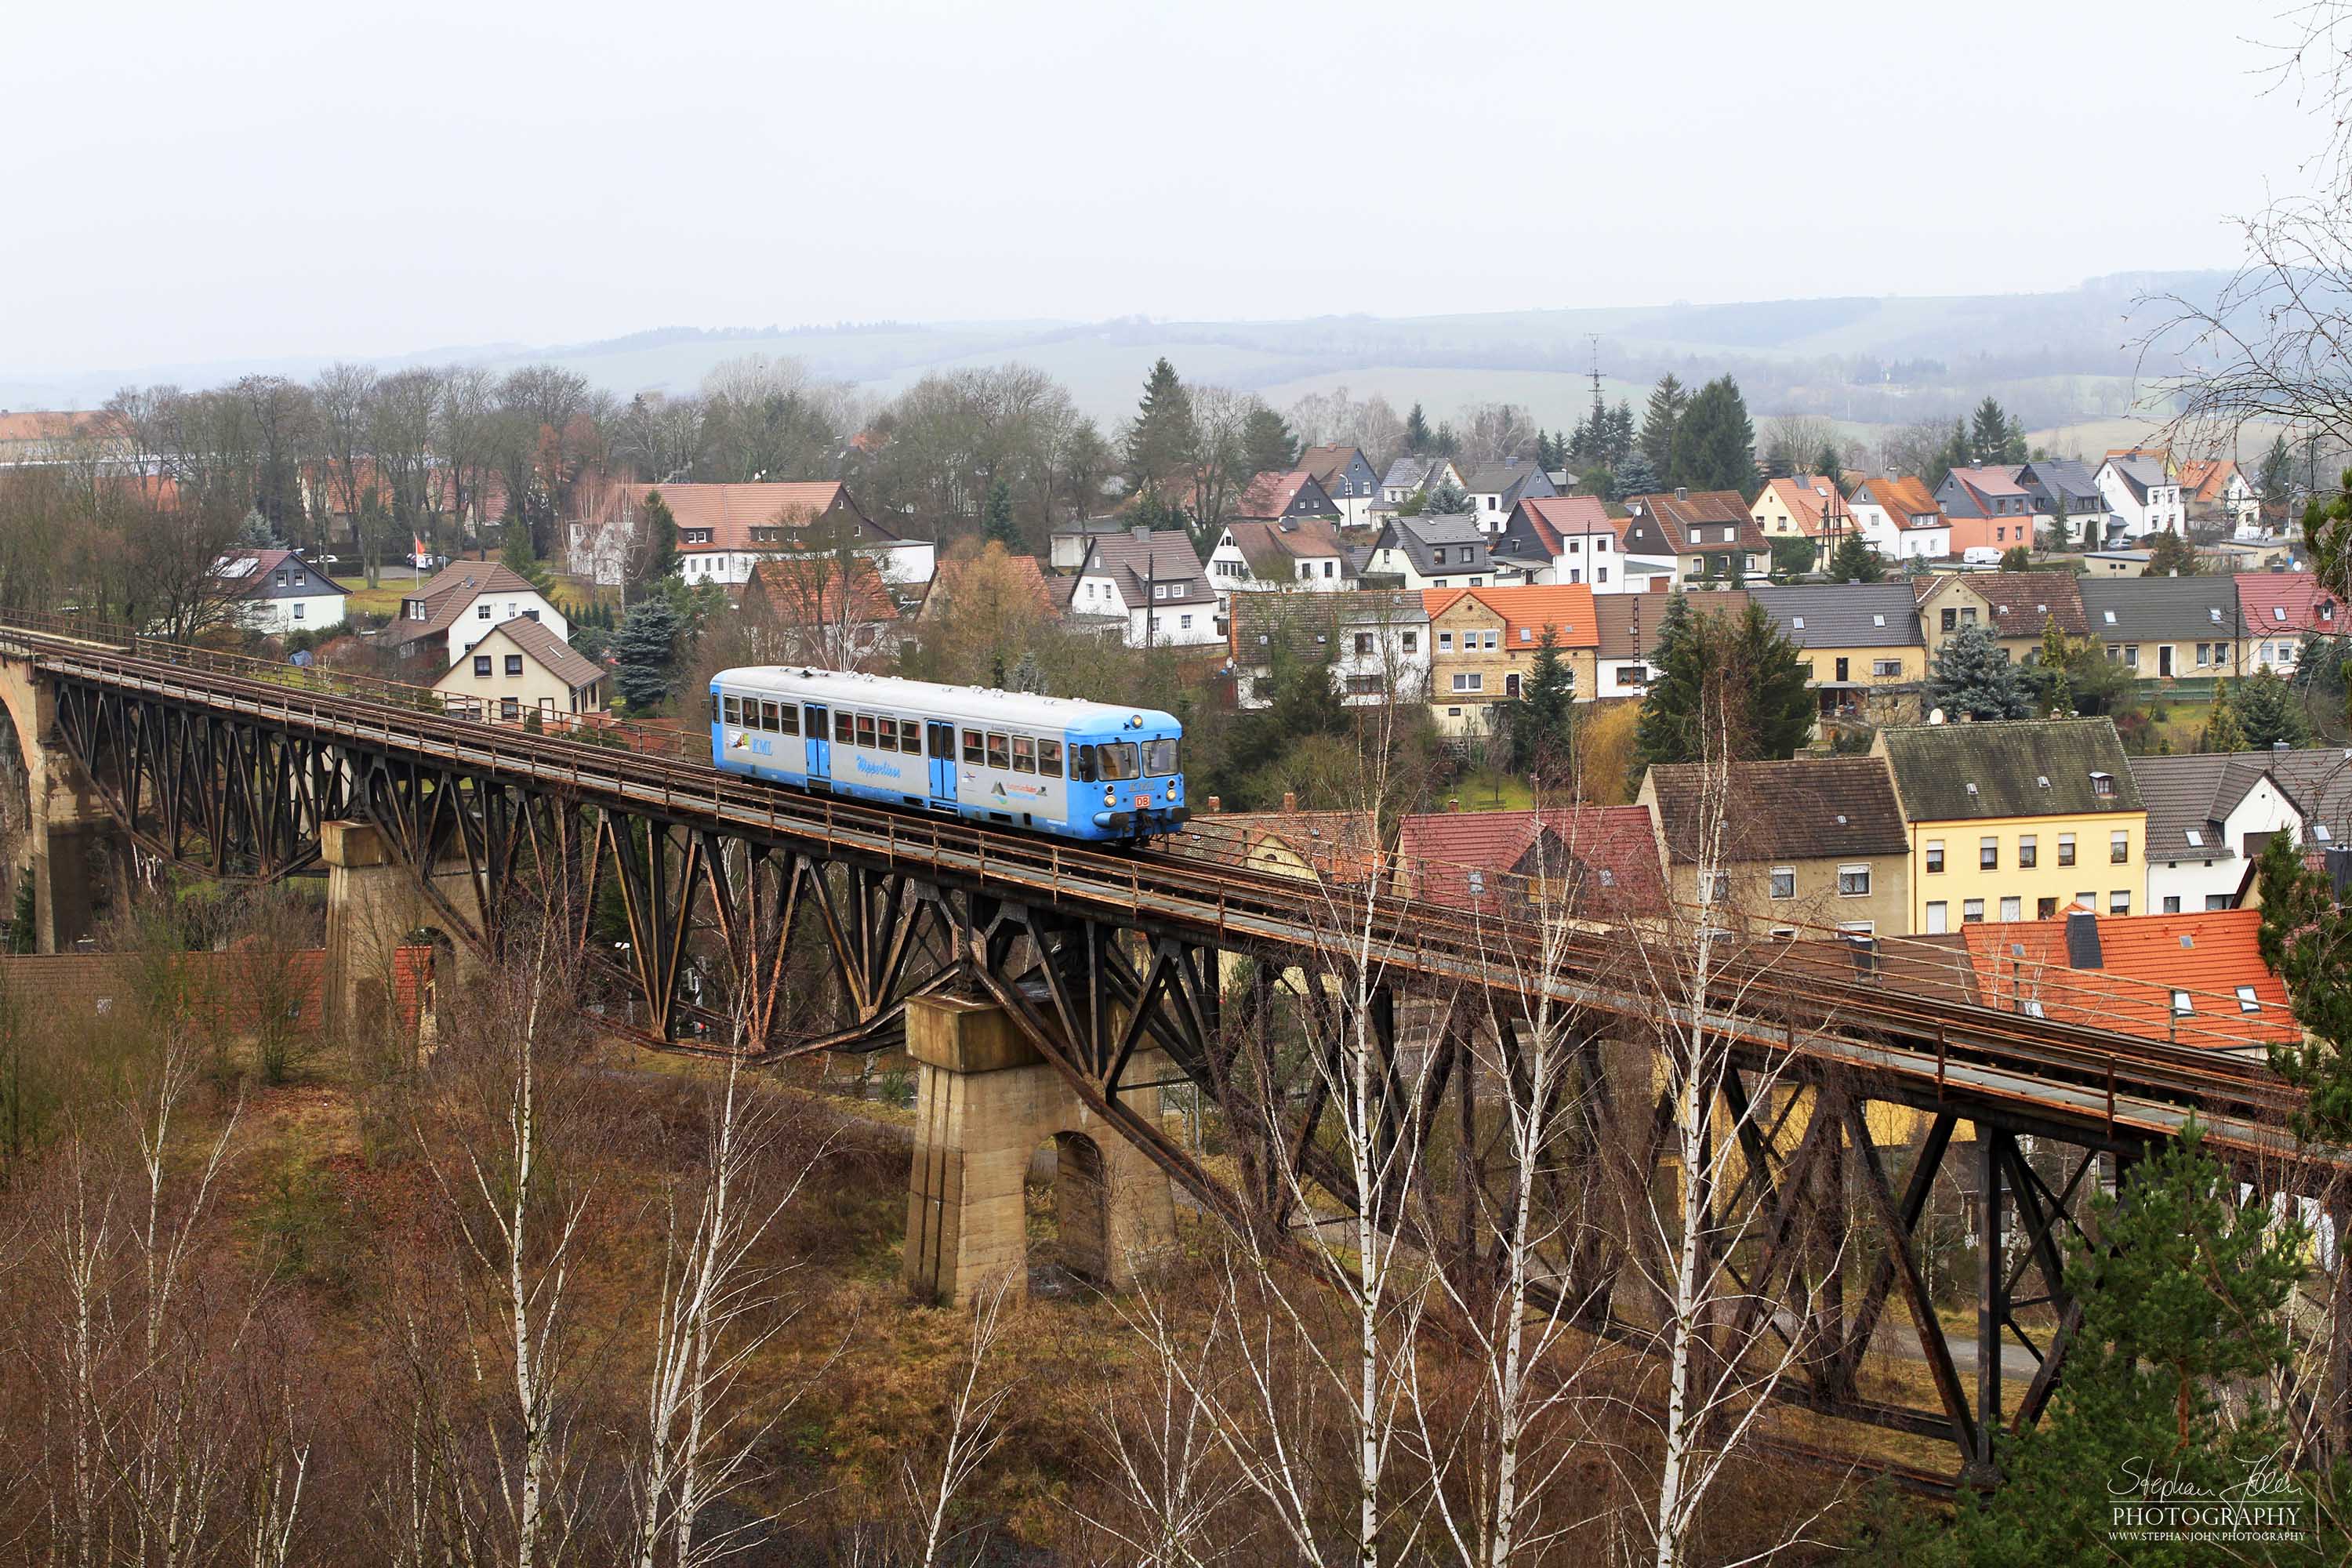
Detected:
[1637,757,1915,938]
[434,617,607,723]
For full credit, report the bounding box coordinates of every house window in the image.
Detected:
[1769,868,1795,900]
[2110,890,2131,914]
[1980,837,1998,870]
[1401,632,1417,653]
[2019,835,2036,867]
[1999,896,2020,921]
[1962,899,1985,924]
[1622,664,1650,685]
[2090,771,2115,797]
[2037,897,2059,919]
[2162,895,2182,913]
[1837,865,1871,896]
[473,655,491,677]
[1482,630,1498,650]
[500,698,519,720]
[1452,673,1483,693]
[1926,840,1946,873]
[1154,585,1167,600]
[1925,901,1948,933]
[1439,632,1454,652]
[2206,895,2232,911]
[1940,608,1956,632]
[1356,633,1374,655]
[505,655,522,676]
[478,603,492,619]
[1706,873,1730,903]
[2110,830,2129,863]
[1180,615,1192,629]
[292,602,305,620]
[2058,833,2076,866]
[1871,659,1900,677]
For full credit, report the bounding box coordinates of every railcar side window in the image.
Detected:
[986,732,1010,769]
[875,717,897,752]
[963,729,983,764]
[1145,739,1179,775]
[1075,745,1098,782]
[900,719,923,754]
[1099,742,1140,780]
[722,695,740,725]
[855,713,877,748]
[779,704,800,737]
[1011,736,1036,774]
[761,702,782,731]
[834,712,852,744]
[1038,739,1063,777]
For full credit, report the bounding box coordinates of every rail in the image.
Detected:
[0,612,2339,1178]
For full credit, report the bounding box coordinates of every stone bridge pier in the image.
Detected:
[321,819,486,1044]
[0,654,121,952]
[902,995,1176,1306]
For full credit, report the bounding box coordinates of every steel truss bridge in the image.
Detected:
[2,611,2346,1494]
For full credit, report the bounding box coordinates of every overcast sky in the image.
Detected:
[0,0,2324,373]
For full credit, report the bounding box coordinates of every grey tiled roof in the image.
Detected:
[1748,583,1924,648]
[1374,514,1490,577]
[1878,718,2140,822]
[2078,576,2240,642]
[2017,459,2102,509]
[1648,757,1910,863]
[2126,752,2270,862]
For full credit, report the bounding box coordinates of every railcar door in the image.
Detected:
[804,703,829,787]
[927,721,957,803]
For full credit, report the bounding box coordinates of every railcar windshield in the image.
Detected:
[1097,742,1141,781]
[1144,738,1180,776]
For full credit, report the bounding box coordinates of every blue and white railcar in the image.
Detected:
[708,667,1189,843]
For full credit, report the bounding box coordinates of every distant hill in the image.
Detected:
[2,274,2233,442]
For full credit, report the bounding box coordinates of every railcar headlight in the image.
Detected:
[1103,786,1116,807]
[1165,782,1177,799]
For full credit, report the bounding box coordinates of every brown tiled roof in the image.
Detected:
[1396,807,1666,917]
[1645,757,1910,864]
[1295,445,1363,491]
[1624,490,1768,554]
[1078,528,1212,604]
[743,560,901,627]
[1175,808,1383,883]
[380,561,546,648]
[1592,590,1749,659]
[1234,470,1334,520]
[475,615,605,691]
[916,546,1055,624]
[1928,571,2089,639]
[1856,476,1944,527]
[1225,517,1347,577]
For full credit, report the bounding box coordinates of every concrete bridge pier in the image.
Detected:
[902,995,1176,1306]
[321,819,484,1044]
[23,689,118,954]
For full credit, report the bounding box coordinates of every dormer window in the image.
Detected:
[2090,771,2115,797]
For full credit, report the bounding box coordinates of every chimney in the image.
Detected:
[1281,791,1298,814]
[1446,797,1461,812]
[1131,524,1152,543]
[2064,906,2103,970]
[1205,795,1221,814]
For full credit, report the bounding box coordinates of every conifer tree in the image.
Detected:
[1629,594,1813,782]
[1240,406,1299,477]
[632,488,680,598]
[1613,449,1661,500]
[2257,831,2352,1139]
[1730,601,1815,758]
[612,597,685,713]
[981,478,1018,548]
[1501,625,1579,775]
[2048,492,2073,551]
[1815,445,1843,490]
[1828,532,1886,583]
[2039,615,2074,717]
[2234,666,2314,749]
[1639,374,1687,482]
[1425,479,1470,516]
[1999,544,2032,572]
[2146,528,2201,575]
[1968,396,2015,466]
[1929,419,1973,486]
[1631,592,1710,782]
[500,521,554,594]
[1928,621,2031,720]
[1606,400,1636,466]
[1669,376,1757,495]
[1125,358,1195,490]
[1404,402,1432,454]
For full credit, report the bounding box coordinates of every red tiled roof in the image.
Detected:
[1396,807,1665,917]
[1234,469,1333,520]
[1421,583,1600,648]
[743,560,900,626]
[2236,572,2340,641]
[1956,909,2298,1051]
[0,409,120,445]
[1515,495,1614,555]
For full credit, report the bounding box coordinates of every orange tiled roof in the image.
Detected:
[1956,909,2298,1051]
[1856,475,1944,525]
[604,481,879,554]
[1396,806,1666,917]
[1421,583,1600,648]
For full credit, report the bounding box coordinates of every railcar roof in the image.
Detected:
[711,666,1178,731]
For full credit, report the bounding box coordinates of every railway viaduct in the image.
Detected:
[1,610,2347,1492]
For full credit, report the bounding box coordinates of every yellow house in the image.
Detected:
[1873,718,2148,934]
[1916,570,2091,669]
[1748,583,1927,728]
[1421,585,1600,737]
[433,616,608,724]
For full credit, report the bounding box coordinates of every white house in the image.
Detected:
[2129,752,2308,915]
[1846,477,1951,561]
[1056,527,1223,648]
[383,561,571,671]
[1377,456,1464,511]
[1490,495,1641,591]
[2180,459,2262,535]
[570,481,933,593]
[1227,590,1432,709]
[214,548,348,636]
[2096,456,2186,541]
[1364,514,1494,590]
[1206,517,1353,605]
[1458,461,1557,535]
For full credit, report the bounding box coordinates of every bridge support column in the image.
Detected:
[27,717,116,954]
[321,820,486,1044]
[902,995,1175,1306]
